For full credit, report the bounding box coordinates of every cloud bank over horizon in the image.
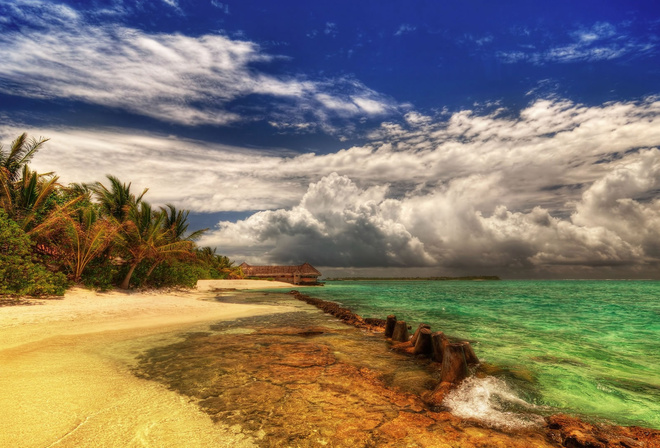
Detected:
[200,147,660,277]
[4,95,658,276]
[2,0,660,277]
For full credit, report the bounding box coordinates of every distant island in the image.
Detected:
[324,276,501,281]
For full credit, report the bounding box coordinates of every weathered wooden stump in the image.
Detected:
[391,321,410,342]
[462,341,479,365]
[440,342,468,384]
[384,315,397,338]
[430,331,447,363]
[413,328,433,356]
[410,323,431,346]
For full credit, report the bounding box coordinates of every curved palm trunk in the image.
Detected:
[145,259,162,280]
[120,261,139,289]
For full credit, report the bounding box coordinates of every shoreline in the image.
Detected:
[196,279,306,291]
[287,289,660,447]
[0,282,298,447]
[2,282,658,447]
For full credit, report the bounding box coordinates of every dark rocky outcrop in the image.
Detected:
[545,414,660,448]
[430,331,447,363]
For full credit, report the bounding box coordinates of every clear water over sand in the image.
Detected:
[304,280,660,429]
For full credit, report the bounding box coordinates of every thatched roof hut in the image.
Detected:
[239,262,321,285]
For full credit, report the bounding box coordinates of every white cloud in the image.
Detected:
[4,96,660,274]
[202,161,656,272]
[572,22,617,43]
[324,22,338,37]
[498,21,655,64]
[210,1,230,14]
[4,97,659,214]
[0,1,398,130]
[201,173,436,267]
[0,125,304,213]
[394,24,416,36]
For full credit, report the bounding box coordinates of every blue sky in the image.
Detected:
[2,0,660,277]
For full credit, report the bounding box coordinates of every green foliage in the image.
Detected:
[0,133,49,183]
[80,258,120,291]
[0,209,67,296]
[1,134,234,294]
[118,259,212,289]
[91,175,147,223]
[196,246,243,279]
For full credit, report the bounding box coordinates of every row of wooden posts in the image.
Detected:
[385,315,479,386]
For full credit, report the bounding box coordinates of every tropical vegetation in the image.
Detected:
[0,133,243,296]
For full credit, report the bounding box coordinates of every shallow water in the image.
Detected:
[0,321,257,448]
[302,280,660,429]
[132,292,558,447]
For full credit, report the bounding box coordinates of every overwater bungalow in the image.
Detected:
[239,262,321,285]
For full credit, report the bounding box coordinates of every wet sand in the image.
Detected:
[197,279,299,292]
[0,285,297,448]
[3,284,658,447]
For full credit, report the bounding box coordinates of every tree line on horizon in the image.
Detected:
[0,133,243,297]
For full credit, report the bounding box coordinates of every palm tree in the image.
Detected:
[161,204,207,242]
[44,205,121,282]
[118,202,192,289]
[143,204,208,280]
[0,133,49,183]
[91,175,148,223]
[196,246,243,279]
[1,165,69,234]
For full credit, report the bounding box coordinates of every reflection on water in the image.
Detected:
[133,292,556,447]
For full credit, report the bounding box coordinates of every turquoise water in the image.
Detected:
[303,280,660,429]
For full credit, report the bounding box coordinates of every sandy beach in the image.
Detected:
[4,281,658,448]
[0,281,297,448]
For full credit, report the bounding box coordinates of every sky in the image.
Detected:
[2,0,660,278]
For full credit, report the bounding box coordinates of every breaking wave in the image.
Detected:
[443,376,548,430]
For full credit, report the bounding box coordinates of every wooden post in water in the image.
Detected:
[413,328,433,356]
[462,341,479,365]
[391,321,410,342]
[385,315,397,338]
[410,323,431,346]
[431,331,447,363]
[440,342,468,384]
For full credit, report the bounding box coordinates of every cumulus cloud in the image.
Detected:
[199,98,660,274]
[4,95,660,275]
[572,150,660,258]
[203,159,657,274]
[4,96,659,212]
[0,0,397,130]
[201,173,436,267]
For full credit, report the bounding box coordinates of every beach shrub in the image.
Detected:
[149,259,212,288]
[80,258,119,291]
[115,259,212,289]
[0,209,67,296]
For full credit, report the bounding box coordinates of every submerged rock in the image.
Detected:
[133,309,561,447]
[546,414,660,448]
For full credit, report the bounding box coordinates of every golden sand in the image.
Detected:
[0,284,297,448]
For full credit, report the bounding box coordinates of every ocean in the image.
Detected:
[302,280,660,430]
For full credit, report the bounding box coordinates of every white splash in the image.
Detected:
[443,376,547,430]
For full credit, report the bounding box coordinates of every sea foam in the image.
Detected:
[443,376,547,430]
